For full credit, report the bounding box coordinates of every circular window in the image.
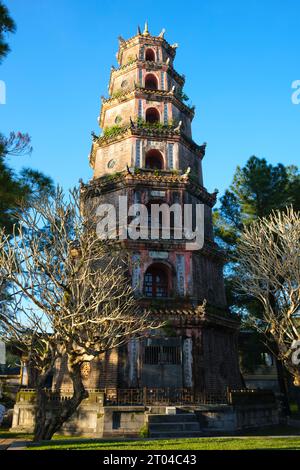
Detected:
[115,115,122,124]
[121,80,128,88]
[107,159,116,169]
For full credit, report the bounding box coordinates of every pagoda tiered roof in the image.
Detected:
[143,306,240,330]
[89,124,206,168]
[117,31,177,64]
[81,167,217,207]
[100,86,194,127]
[109,59,185,95]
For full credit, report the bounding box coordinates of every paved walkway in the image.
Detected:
[0,438,28,450]
[0,438,15,450]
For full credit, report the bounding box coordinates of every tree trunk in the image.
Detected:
[275,357,291,416]
[33,361,88,441]
[33,386,48,442]
[266,293,291,416]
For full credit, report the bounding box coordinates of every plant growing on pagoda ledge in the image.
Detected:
[136,117,177,131]
[102,124,124,138]
[0,187,160,441]
[110,88,130,100]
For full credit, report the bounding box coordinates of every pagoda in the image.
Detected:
[11,26,281,438]
[80,23,242,397]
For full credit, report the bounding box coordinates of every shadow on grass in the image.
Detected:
[0,428,33,440]
[2,424,300,451]
[27,430,300,451]
[28,437,300,451]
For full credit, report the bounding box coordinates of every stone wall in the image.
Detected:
[11,392,146,438]
[196,403,279,433]
[94,137,133,177]
[11,391,106,436]
[11,399,279,437]
[102,406,145,437]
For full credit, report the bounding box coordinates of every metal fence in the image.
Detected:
[18,387,275,407]
[104,387,228,406]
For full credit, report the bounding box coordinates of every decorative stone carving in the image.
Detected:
[128,338,139,387]
[131,253,141,293]
[80,362,91,379]
[150,190,165,197]
[182,338,193,387]
[149,251,168,259]
[176,254,185,296]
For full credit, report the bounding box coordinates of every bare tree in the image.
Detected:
[0,132,32,156]
[0,187,160,441]
[235,207,300,386]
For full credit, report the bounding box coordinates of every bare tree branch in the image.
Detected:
[0,186,162,440]
[235,206,300,386]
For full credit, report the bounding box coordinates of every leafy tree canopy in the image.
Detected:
[213,156,300,317]
[0,1,15,62]
[0,132,54,233]
[214,156,300,255]
[214,156,300,403]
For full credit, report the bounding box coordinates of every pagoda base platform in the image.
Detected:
[11,388,280,438]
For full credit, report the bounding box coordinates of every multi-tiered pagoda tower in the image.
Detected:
[11,26,281,438]
[79,24,242,398]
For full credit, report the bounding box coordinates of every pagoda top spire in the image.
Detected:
[116,25,177,65]
[136,23,165,38]
[143,21,149,36]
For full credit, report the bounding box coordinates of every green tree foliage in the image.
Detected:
[214,156,300,315]
[0,1,15,62]
[214,156,300,256]
[0,3,54,233]
[214,156,300,410]
[0,132,54,233]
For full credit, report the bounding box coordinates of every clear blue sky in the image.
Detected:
[1,0,300,198]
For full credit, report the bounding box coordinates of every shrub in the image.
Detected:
[139,423,149,438]
[103,125,123,138]
[111,89,128,100]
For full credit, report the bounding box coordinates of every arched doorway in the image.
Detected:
[145,107,160,124]
[145,48,155,61]
[144,263,170,298]
[145,149,164,169]
[145,73,158,90]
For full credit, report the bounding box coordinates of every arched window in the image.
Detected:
[145,73,158,90]
[145,48,155,61]
[145,149,164,169]
[145,107,160,124]
[144,264,170,298]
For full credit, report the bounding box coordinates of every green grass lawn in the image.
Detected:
[0,429,33,440]
[2,426,300,451]
[28,436,300,450]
